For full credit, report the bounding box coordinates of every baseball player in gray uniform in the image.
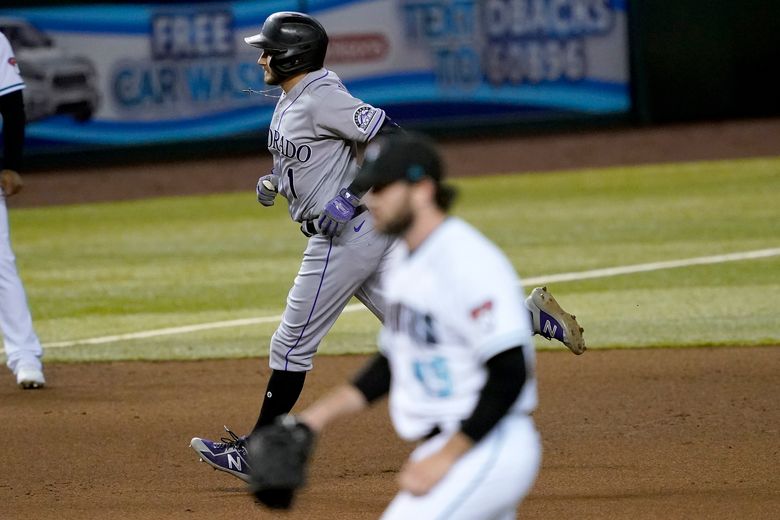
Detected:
[190,11,583,483]
[0,31,45,389]
[248,132,541,518]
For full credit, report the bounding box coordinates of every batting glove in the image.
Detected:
[256,173,279,207]
[318,188,361,237]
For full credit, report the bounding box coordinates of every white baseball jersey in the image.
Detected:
[0,32,25,96]
[268,68,385,223]
[379,217,537,442]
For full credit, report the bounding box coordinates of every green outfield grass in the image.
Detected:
[7,155,780,363]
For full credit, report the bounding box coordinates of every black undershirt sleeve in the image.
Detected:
[460,346,527,443]
[351,353,391,404]
[0,89,26,172]
[375,115,402,136]
[347,116,403,195]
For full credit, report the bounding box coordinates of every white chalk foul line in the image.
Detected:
[44,247,780,349]
[43,315,287,349]
[523,247,780,285]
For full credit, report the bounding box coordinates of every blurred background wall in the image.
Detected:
[631,0,780,123]
[1,0,778,169]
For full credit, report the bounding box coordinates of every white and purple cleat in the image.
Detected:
[190,426,252,482]
[525,286,586,355]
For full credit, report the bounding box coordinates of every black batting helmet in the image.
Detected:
[244,12,328,78]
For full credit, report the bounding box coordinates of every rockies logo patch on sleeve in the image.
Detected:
[353,106,377,133]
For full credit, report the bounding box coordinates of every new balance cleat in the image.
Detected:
[526,286,586,355]
[16,365,45,389]
[190,426,251,482]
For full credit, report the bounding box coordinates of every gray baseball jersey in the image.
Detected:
[269,69,386,223]
[265,68,395,371]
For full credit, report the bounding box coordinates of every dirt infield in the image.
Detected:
[3,348,778,519]
[3,118,780,519]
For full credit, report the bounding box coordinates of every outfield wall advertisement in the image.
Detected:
[0,0,630,150]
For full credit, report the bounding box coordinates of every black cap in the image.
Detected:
[354,132,442,192]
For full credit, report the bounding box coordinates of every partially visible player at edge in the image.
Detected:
[252,132,542,518]
[0,31,46,389]
[190,11,584,483]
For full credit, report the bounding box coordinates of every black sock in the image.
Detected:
[252,369,307,432]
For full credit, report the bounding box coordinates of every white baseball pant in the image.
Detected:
[381,414,541,520]
[0,196,43,374]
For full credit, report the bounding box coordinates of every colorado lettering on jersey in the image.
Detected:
[386,302,439,345]
[267,129,312,162]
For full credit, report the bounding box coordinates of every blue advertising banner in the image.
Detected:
[0,0,630,149]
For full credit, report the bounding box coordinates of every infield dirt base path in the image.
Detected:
[2,348,778,519]
[2,118,780,519]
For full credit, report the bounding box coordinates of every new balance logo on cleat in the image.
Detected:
[190,426,252,483]
[227,453,243,472]
[525,286,586,355]
[541,318,559,341]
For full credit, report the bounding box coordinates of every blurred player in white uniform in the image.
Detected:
[191,11,582,485]
[291,132,541,518]
[0,31,45,389]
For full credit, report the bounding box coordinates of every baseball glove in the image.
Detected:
[247,415,316,509]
